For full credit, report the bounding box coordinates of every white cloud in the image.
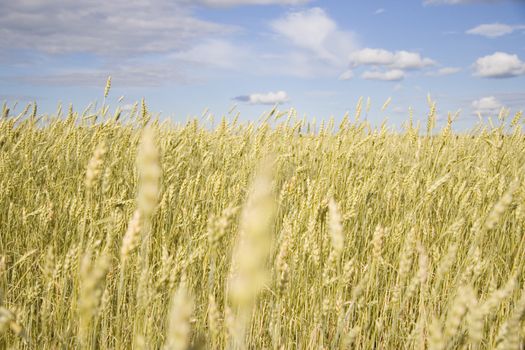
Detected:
[473,52,525,78]
[349,48,436,70]
[234,91,289,104]
[466,23,524,38]
[472,96,503,114]
[349,48,395,66]
[197,0,311,5]
[271,7,358,67]
[375,8,386,14]
[426,67,462,76]
[343,47,435,82]
[393,51,436,70]
[361,69,405,81]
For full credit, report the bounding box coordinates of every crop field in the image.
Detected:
[0,97,525,349]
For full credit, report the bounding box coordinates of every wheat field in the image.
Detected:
[0,94,525,349]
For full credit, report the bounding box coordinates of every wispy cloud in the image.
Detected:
[9,65,189,87]
[471,96,503,114]
[338,70,354,80]
[426,67,462,76]
[361,69,405,81]
[466,23,525,38]
[0,0,246,86]
[0,0,235,57]
[473,52,525,78]
[374,8,386,14]
[492,92,525,106]
[234,91,289,104]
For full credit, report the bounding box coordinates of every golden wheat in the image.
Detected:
[0,97,524,349]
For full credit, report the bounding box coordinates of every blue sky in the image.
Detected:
[1,0,524,128]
